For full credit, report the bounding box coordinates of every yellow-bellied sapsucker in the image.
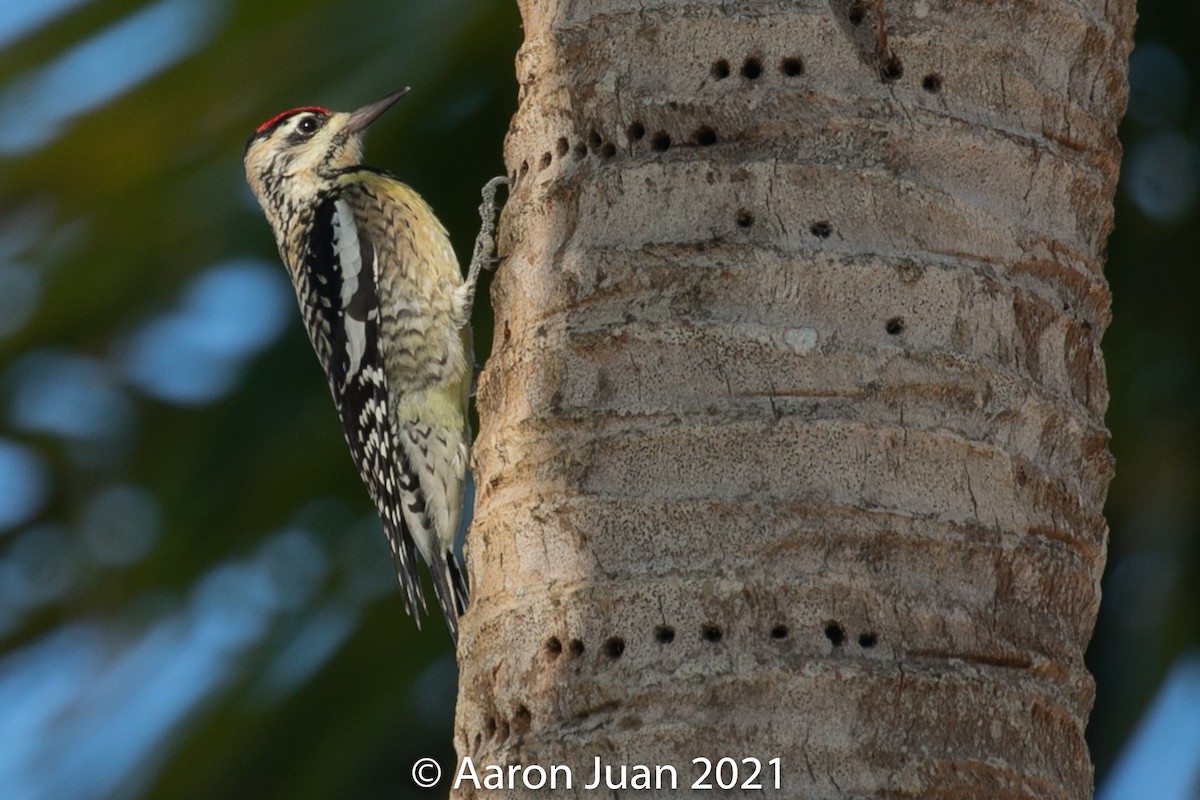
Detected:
[243,88,505,641]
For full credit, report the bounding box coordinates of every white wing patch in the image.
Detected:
[331,198,369,385]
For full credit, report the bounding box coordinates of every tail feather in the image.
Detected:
[385,524,427,622]
[429,550,469,642]
[447,552,469,614]
[390,421,470,641]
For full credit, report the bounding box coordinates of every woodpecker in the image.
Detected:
[243,88,505,641]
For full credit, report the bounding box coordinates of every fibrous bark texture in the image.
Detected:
[456,1,1133,798]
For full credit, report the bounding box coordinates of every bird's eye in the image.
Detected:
[297,116,320,134]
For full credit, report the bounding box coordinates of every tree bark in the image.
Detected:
[454,1,1133,798]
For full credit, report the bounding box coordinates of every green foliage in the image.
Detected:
[0,2,518,797]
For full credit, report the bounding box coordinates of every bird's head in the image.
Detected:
[244,88,409,216]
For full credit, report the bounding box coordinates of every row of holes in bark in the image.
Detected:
[711,55,805,80]
[471,621,880,750]
[710,55,941,90]
[530,58,937,173]
[543,620,880,661]
[519,47,943,180]
[703,1,941,88]
[521,121,718,178]
[478,704,531,751]
[710,45,943,89]
[525,56,941,176]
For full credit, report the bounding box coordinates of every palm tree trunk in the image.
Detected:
[454,1,1133,797]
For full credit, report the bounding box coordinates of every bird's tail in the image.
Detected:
[386,523,427,625]
[430,549,469,643]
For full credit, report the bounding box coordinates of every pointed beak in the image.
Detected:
[344,88,410,135]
